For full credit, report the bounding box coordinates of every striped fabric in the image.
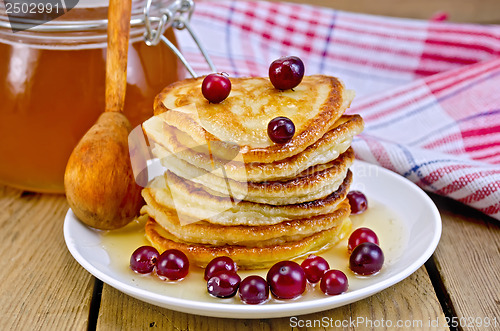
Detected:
[175,0,500,220]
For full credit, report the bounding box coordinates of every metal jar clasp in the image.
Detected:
[143,0,216,77]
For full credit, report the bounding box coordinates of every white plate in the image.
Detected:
[64,160,441,318]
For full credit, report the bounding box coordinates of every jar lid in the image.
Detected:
[0,0,170,32]
[0,0,180,49]
[0,0,213,74]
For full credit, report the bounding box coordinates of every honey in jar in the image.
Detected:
[0,0,182,193]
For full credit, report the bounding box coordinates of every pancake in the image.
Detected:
[145,215,352,269]
[143,169,352,226]
[152,75,355,163]
[142,193,350,246]
[143,114,364,182]
[140,73,362,270]
[154,148,354,205]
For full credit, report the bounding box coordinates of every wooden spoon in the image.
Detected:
[64,0,144,230]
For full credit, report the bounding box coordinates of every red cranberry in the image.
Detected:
[207,271,241,298]
[269,56,305,90]
[204,256,238,281]
[156,249,190,280]
[266,261,306,299]
[349,242,384,276]
[347,191,368,214]
[301,254,330,283]
[201,73,231,103]
[348,227,379,253]
[268,117,295,144]
[130,246,159,274]
[320,270,348,295]
[239,275,269,304]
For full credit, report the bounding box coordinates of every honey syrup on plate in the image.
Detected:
[100,198,408,304]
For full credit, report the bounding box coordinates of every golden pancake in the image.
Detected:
[140,74,362,270]
[145,215,352,269]
[143,169,352,226]
[143,114,364,182]
[153,75,354,163]
[154,148,354,205]
[142,194,350,246]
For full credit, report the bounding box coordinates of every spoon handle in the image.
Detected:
[105,0,132,113]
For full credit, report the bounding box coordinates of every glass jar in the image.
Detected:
[0,0,183,193]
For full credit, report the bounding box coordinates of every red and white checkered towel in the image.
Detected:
[175,0,500,220]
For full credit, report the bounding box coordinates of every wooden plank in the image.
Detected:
[267,0,500,23]
[430,195,500,331]
[96,266,448,330]
[0,186,94,331]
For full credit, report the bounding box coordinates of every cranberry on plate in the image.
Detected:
[347,191,368,214]
[207,271,241,298]
[239,275,269,304]
[320,269,348,295]
[267,261,306,299]
[349,242,384,276]
[204,256,238,281]
[301,254,330,283]
[130,246,159,274]
[348,227,379,253]
[156,249,190,280]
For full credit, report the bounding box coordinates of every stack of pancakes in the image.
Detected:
[140,75,364,269]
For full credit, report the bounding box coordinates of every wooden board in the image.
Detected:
[0,186,94,331]
[268,0,500,23]
[95,267,448,330]
[430,195,500,331]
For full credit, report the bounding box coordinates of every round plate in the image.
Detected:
[64,160,441,318]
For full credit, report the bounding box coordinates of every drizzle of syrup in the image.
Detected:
[100,198,408,304]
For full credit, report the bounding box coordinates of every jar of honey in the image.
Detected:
[0,0,183,193]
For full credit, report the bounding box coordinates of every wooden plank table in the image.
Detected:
[1,183,499,330]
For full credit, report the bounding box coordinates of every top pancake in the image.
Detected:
[153,75,355,163]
